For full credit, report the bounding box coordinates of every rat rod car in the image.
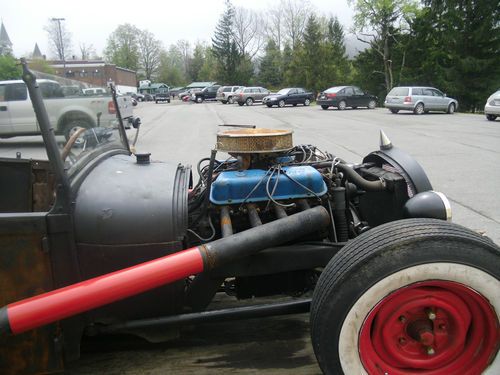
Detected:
[0,62,499,375]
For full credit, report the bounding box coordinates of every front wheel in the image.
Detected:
[304,98,311,106]
[337,100,346,110]
[311,219,500,375]
[238,102,244,106]
[486,114,497,121]
[321,105,329,110]
[196,96,203,103]
[278,100,285,108]
[447,103,455,114]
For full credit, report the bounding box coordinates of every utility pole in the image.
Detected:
[51,18,66,71]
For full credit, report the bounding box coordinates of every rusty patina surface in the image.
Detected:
[0,219,63,374]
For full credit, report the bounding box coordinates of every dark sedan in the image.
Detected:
[263,88,314,108]
[317,86,377,110]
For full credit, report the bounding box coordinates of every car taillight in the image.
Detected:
[240,93,243,97]
[108,101,116,114]
[404,96,412,103]
[327,93,336,98]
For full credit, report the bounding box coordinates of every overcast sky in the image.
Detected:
[2,0,355,58]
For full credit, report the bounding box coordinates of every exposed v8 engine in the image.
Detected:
[184,127,449,302]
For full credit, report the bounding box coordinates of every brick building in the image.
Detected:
[48,60,137,93]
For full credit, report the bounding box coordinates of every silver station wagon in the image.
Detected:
[385,86,458,114]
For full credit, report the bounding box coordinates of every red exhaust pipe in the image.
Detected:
[0,206,329,335]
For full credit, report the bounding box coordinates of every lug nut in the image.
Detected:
[426,308,437,320]
[399,315,406,323]
[399,337,406,345]
[426,347,436,355]
[439,324,446,331]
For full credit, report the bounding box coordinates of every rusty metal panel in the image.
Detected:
[216,128,293,154]
[0,216,64,374]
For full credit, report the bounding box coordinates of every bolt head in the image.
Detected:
[399,315,406,323]
[427,347,436,355]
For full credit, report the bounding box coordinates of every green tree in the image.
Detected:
[104,24,140,71]
[258,40,283,88]
[212,0,241,83]
[0,55,21,80]
[188,43,206,81]
[137,30,162,80]
[326,16,350,81]
[349,0,419,92]
[405,0,500,111]
[198,48,218,81]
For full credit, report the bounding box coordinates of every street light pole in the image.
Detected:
[51,18,66,72]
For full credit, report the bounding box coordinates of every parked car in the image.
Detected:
[216,86,242,104]
[235,87,271,106]
[484,90,500,121]
[263,88,314,108]
[384,86,458,114]
[143,93,154,102]
[155,87,171,104]
[317,86,377,110]
[179,88,200,100]
[192,85,221,103]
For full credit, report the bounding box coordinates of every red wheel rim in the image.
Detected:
[359,280,499,374]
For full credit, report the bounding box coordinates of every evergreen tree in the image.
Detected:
[258,40,282,88]
[406,0,500,111]
[212,0,241,83]
[326,16,350,81]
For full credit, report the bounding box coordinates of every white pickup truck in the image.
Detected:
[0,79,134,140]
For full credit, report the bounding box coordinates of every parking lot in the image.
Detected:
[3,100,500,374]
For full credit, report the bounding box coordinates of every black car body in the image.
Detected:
[263,88,314,108]
[193,85,221,103]
[317,86,377,110]
[155,87,171,103]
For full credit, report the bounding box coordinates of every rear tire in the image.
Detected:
[304,98,311,106]
[414,102,425,114]
[486,114,497,121]
[368,100,376,109]
[390,109,399,114]
[246,97,254,106]
[311,219,500,375]
[196,96,203,103]
[228,96,234,104]
[221,100,227,104]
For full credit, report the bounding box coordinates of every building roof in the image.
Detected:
[0,22,12,46]
[32,43,43,59]
[186,82,216,88]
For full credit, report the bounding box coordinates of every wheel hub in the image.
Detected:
[359,280,499,374]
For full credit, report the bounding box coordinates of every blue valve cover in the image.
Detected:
[210,166,327,205]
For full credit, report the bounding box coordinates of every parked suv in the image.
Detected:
[235,87,270,106]
[384,86,458,114]
[216,86,242,104]
[192,85,221,103]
